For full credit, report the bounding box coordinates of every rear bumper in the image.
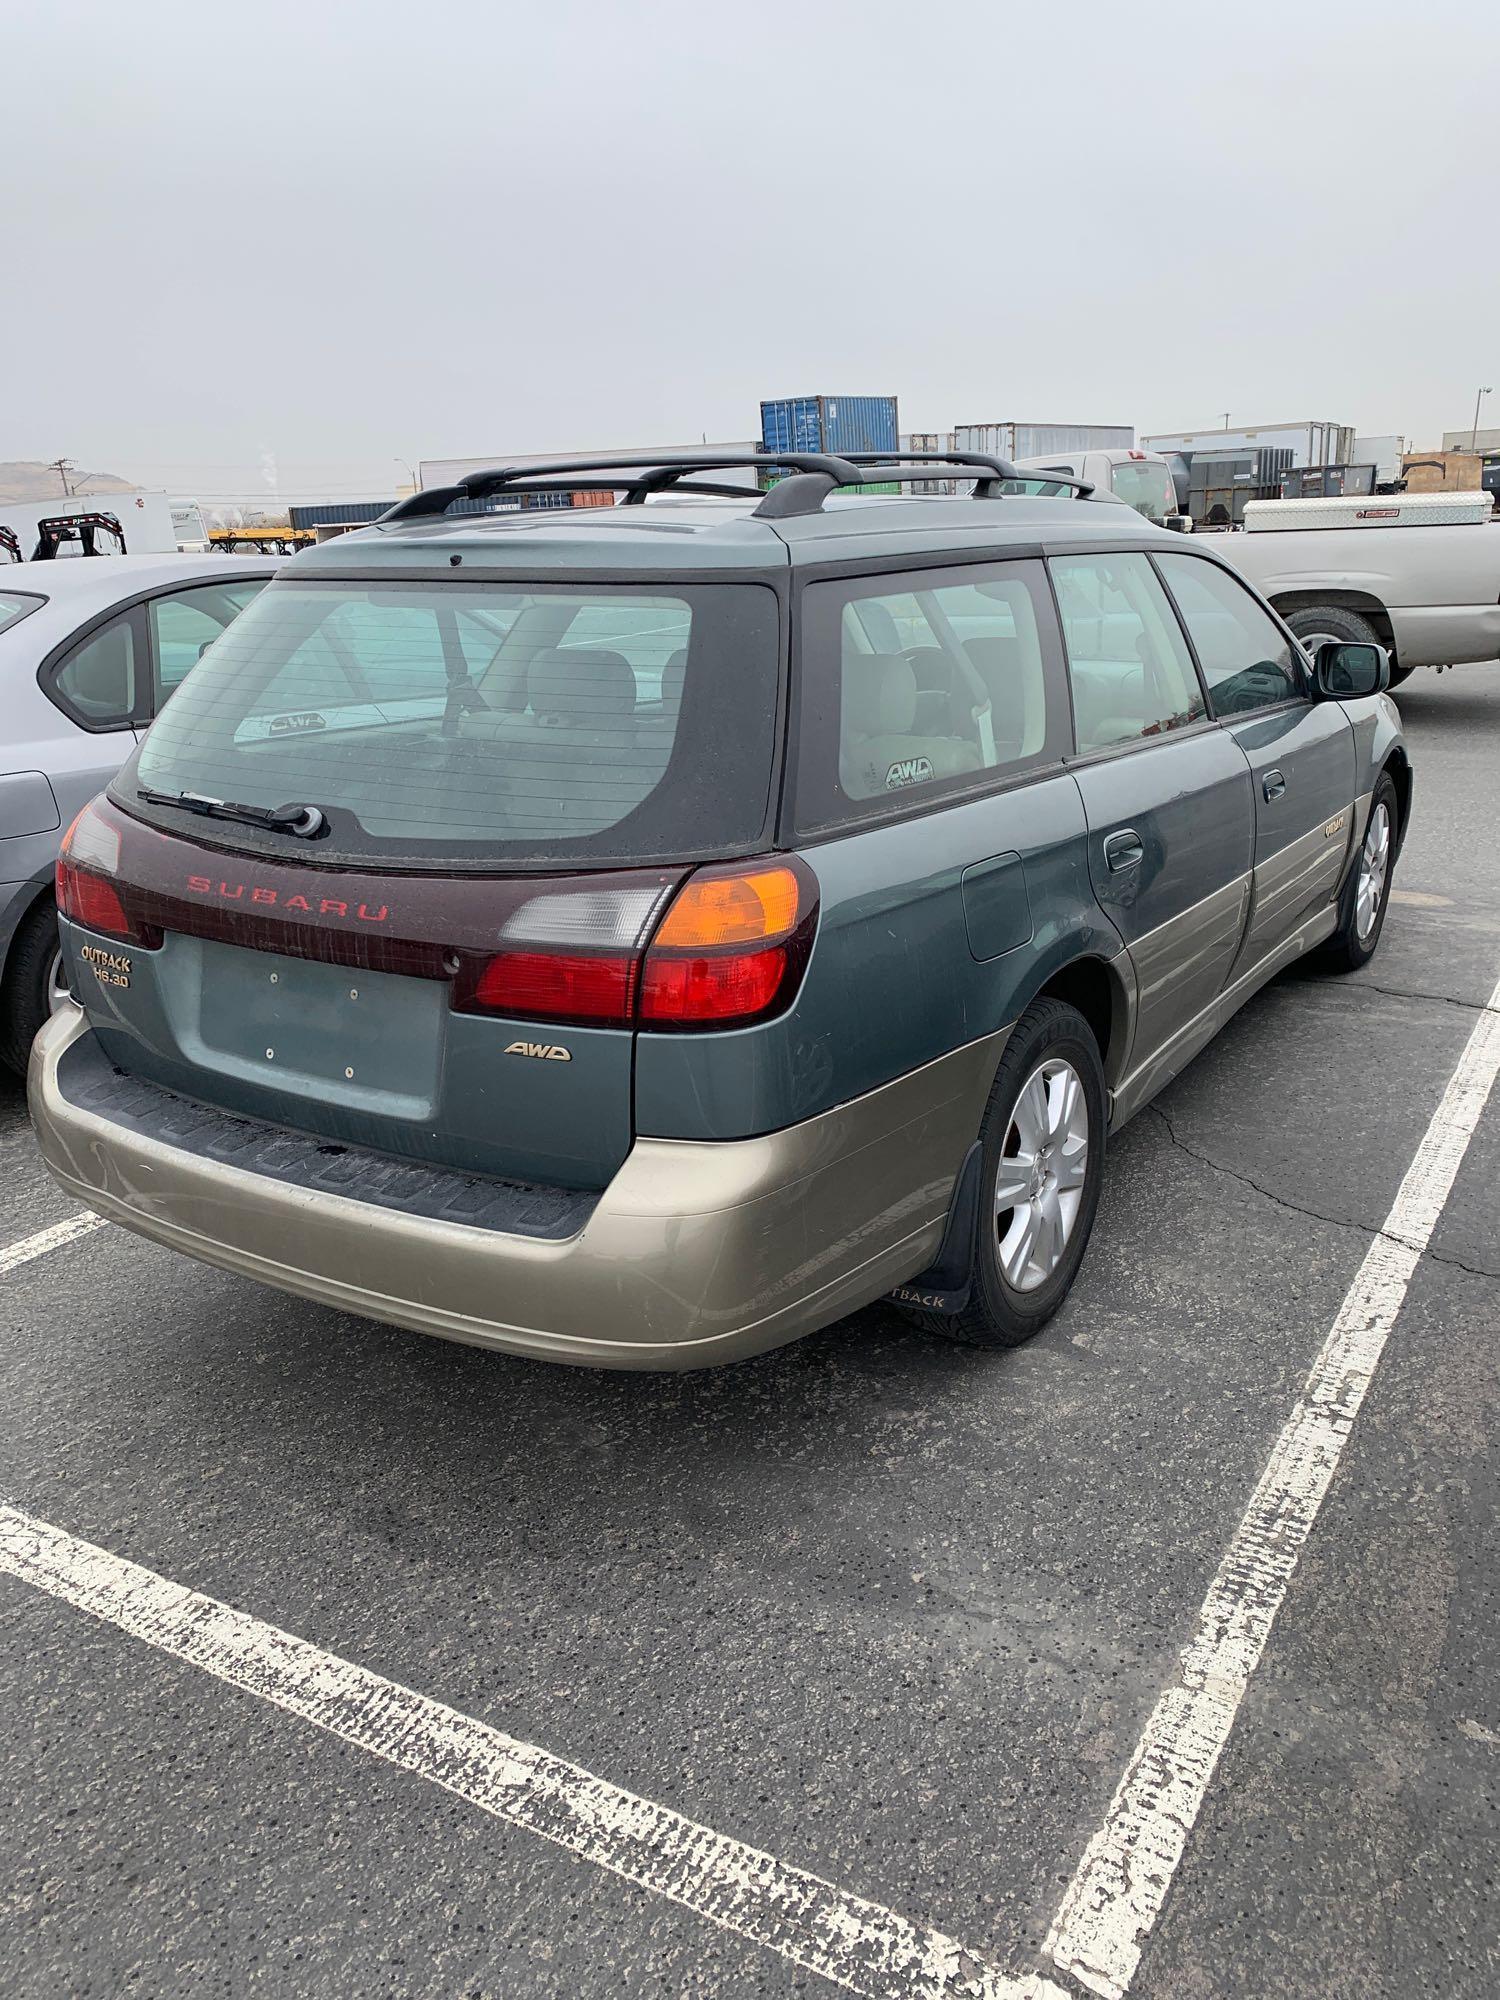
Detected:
[1388,602,1500,668]
[28,1006,1006,1369]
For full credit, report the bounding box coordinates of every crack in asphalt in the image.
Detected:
[1148,1106,1499,1282]
[1354,981,1500,1016]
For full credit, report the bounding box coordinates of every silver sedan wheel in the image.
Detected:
[46,945,71,1015]
[993,1057,1090,1293]
[1356,801,1391,942]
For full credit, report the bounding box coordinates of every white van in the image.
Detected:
[1013,449,1185,527]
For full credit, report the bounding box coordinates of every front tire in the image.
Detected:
[1315,771,1399,973]
[913,999,1108,1349]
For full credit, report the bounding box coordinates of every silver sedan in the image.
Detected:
[0,553,278,1070]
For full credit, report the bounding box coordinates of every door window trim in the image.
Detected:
[37,603,150,734]
[1147,549,1311,721]
[36,569,279,730]
[784,554,1072,840]
[145,576,271,715]
[1043,547,1214,763]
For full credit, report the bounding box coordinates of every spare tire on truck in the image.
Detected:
[1283,604,1413,686]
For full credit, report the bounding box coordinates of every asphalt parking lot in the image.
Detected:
[3,667,1498,2000]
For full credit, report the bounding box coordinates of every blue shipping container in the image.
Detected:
[760,395,899,459]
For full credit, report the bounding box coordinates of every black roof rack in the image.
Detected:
[837,450,1096,499]
[374,447,1097,529]
[378,451,864,525]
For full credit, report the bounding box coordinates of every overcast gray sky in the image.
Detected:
[6,0,1498,499]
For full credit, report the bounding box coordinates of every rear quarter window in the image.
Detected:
[793,560,1065,833]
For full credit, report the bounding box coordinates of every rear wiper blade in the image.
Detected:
[135,787,326,838]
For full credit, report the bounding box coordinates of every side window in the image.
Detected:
[1050,552,1207,754]
[48,614,139,730]
[795,561,1059,828]
[1154,555,1302,715]
[147,579,267,710]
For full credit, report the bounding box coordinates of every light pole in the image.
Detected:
[1471,387,1492,454]
[394,457,418,493]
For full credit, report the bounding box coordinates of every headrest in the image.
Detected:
[844,654,917,738]
[527,647,636,721]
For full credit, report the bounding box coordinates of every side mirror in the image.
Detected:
[1164,514,1193,533]
[1313,640,1389,699]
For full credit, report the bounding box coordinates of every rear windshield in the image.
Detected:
[1109,461,1177,523]
[125,579,781,868]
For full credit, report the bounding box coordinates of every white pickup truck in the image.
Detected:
[1204,491,1500,685]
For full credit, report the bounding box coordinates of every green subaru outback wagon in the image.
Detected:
[29,449,1410,1366]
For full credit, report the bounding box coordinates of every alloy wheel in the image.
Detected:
[994,1057,1090,1292]
[1356,801,1391,942]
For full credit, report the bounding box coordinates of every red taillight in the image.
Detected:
[642,860,814,1029]
[467,950,636,1026]
[639,945,786,1023]
[454,859,817,1032]
[55,800,161,946]
[57,864,133,940]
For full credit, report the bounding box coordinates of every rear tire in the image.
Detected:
[0,896,66,1077]
[1282,604,1405,685]
[909,999,1107,1349]
[1314,771,1399,974]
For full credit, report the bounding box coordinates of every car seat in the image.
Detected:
[840,655,981,798]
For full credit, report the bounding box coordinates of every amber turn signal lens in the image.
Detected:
[651,865,801,949]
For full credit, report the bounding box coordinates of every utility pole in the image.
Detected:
[1221,412,1231,430]
[48,457,77,497]
[1472,386,1492,453]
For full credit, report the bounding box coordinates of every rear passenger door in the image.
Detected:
[1051,551,1255,1078]
[1154,553,1356,973]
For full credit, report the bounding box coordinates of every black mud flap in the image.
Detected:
[886,1141,983,1315]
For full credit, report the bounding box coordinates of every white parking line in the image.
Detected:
[0,1213,107,1275]
[5,1000,1495,2000]
[1045,968,1500,2000]
[0,1505,1064,2000]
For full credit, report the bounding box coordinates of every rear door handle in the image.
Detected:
[1103,828,1145,872]
[1262,768,1287,801]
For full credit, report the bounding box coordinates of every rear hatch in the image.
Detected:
[68,574,787,1190]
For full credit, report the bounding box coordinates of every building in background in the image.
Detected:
[1440,426,1500,455]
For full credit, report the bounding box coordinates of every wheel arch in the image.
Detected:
[1381,744,1413,856]
[0,872,57,990]
[1021,951,1132,1091]
[1270,589,1398,662]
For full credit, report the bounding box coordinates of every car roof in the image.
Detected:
[291,492,1178,578]
[0,552,280,607]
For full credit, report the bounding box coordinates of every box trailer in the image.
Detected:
[1141,419,1355,468]
[952,421,1133,462]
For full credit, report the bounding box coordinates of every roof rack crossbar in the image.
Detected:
[377,450,863,524]
[836,450,1095,499]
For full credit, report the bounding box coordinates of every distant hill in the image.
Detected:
[0,461,137,504]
